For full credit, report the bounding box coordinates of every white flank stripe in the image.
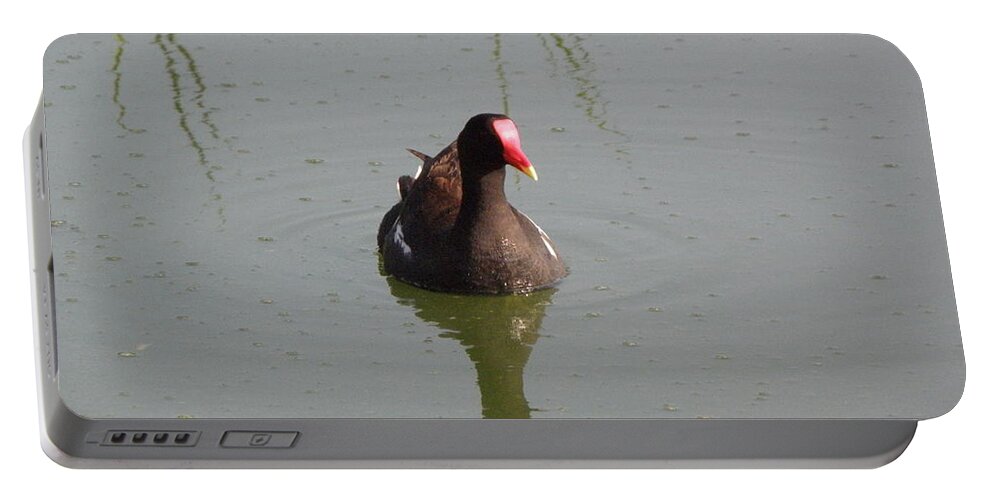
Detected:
[541,235,557,259]
[521,213,557,259]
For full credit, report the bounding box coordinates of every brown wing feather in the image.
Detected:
[399,142,461,244]
[405,148,432,164]
[379,142,462,255]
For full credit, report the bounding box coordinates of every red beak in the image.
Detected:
[493,118,538,181]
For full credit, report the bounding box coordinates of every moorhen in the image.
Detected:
[377,114,567,294]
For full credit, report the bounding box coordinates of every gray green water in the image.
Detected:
[42,34,963,419]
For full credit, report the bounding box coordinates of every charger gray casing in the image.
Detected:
[28,34,963,468]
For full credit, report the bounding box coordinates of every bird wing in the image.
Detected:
[381,142,462,254]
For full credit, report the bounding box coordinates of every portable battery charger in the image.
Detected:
[26,33,964,467]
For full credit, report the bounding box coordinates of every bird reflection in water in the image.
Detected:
[386,277,556,418]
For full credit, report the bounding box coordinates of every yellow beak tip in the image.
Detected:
[522,165,538,181]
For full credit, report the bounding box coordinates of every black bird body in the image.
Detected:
[377,114,567,294]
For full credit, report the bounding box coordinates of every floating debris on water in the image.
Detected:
[735,132,751,137]
[368,160,383,166]
[128,152,144,159]
[298,197,312,202]
[304,158,325,165]
[714,353,731,360]
[51,220,66,227]
[584,312,602,319]
[870,274,888,280]
[117,351,137,358]
[622,340,639,347]
[647,307,662,313]
[184,261,199,266]
[255,97,271,102]
[550,127,566,132]
[594,285,611,291]
[257,236,275,242]
[260,298,274,304]
[683,136,699,141]
[882,163,899,168]
[105,256,122,262]
[594,257,608,262]
[68,181,82,187]
[663,404,678,412]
